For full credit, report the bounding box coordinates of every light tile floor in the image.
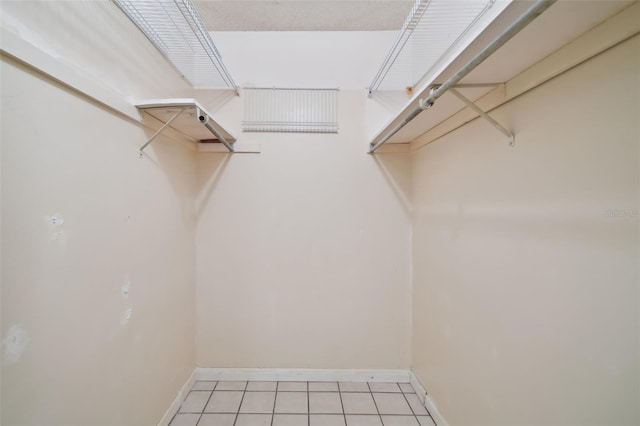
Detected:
[170,381,437,426]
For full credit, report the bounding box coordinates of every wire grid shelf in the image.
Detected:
[113,0,237,89]
[368,0,495,94]
[242,88,339,134]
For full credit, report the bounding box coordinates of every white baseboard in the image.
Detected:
[409,371,448,426]
[158,369,196,426]
[196,368,411,383]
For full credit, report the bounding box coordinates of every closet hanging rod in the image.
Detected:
[369,0,557,154]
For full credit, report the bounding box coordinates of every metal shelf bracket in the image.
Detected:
[140,107,185,152]
[449,87,515,147]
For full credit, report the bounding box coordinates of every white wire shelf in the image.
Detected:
[113,0,237,89]
[242,88,339,134]
[367,0,499,94]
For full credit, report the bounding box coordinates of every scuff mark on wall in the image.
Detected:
[45,213,66,246]
[121,276,131,299]
[2,324,31,365]
[121,308,132,325]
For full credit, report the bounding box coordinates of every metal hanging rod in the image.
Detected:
[369,0,557,153]
[199,112,234,152]
[367,0,498,95]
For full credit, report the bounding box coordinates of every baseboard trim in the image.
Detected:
[196,368,411,383]
[158,369,196,426]
[409,371,448,426]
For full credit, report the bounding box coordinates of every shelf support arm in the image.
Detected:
[140,107,185,152]
[368,0,556,153]
[203,121,235,153]
[449,87,514,146]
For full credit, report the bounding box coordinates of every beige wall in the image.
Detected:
[195,91,412,369]
[0,56,196,426]
[1,2,198,424]
[411,35,639,426]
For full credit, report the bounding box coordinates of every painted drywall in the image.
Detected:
[411,34,639,426]
[0,2,198,424]
[0,54,197,426]
[211,31,397,89]
[194,90,412,369]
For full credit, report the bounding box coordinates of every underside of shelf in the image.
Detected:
[136,98,236,150]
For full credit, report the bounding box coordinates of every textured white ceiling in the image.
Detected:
[193,0,415,31]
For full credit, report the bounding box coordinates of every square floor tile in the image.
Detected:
[338,382,369,393]
[381,415,419,425]
[247,381,277,391]
[405,394,429,415]
[417,416,436,426]
[309,382,339,392]
[369,383,401,393]
[273,414,309,426]
[179,391,211,413]
[311,414,347,426]
[198,414,236,426]
[398,383,415,394]
[275,392,308,413]
[239,391,276,414]
[169,413,200,426]
[346,415,382,426]
[309,392,343,414]
[235,414,272,426]
[278,382,307,392]
[373,394,412,415]
[215,381,246,391]
[192,381,217,391]
[341,393,377,415]
[204,391,243,413]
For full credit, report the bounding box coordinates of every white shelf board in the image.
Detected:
[136,98,236,144]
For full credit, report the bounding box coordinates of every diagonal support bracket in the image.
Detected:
[449,87,515,147]
[139,107,185,152]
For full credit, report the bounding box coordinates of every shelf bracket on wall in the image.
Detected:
[448,87,515,147]
[140,107,185,152]
[136,98,236,153]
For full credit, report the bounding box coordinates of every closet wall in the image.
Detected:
[193,31,413,369]
[410,34,639,425]
[195,91,412,369]
[1,2,197,425]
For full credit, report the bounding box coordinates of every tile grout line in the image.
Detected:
[402,383,436,425]
[398,382,422,426]
[195,381,218,426]
[338,383,348,426]
[368,382,384,426]
[270,382,278,426]
[307,381,310,426]
[232,382,249,426]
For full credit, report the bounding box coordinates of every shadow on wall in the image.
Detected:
[371,152,412,219]
[194,153,231,216]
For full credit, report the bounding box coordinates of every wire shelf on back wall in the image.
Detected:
[113,0,237,89]
[242,88,339,134]
[367,0,497,94]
